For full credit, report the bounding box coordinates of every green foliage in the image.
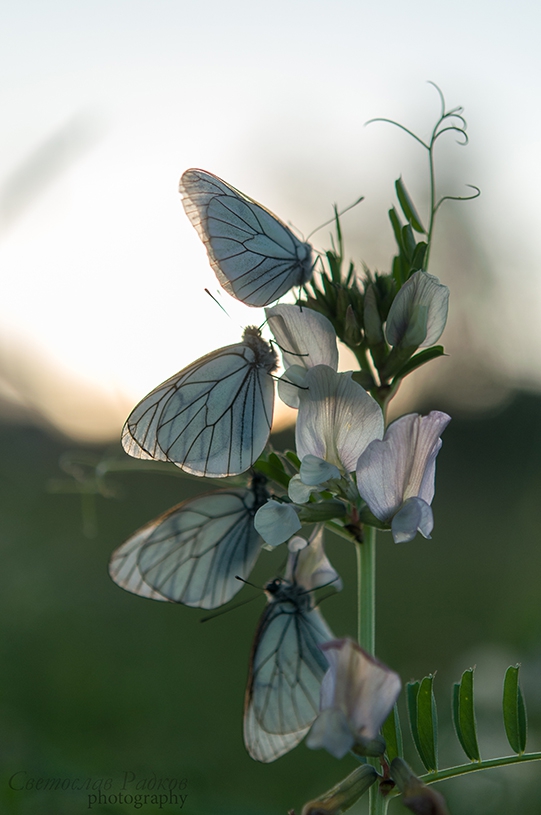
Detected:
[452,668,481,762]
[503,665,527,754]
[382,704,403,762]
[407,675,438,772]
[395,177,426,234]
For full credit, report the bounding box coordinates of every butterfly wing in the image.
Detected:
[244,586,333,762]
[122,336,275,478]
[180,169,314,308]
[108,525,170,602]
[109,483,268,609]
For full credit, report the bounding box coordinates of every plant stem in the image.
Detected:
[356,525,376,653]
[418,752,541,785]
[356,525,379,813]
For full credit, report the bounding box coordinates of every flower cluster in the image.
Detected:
[113,157,455,815]
[254,302,450,549]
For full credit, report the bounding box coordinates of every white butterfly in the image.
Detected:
[243,556,334,763]
[122,326,278,478]
[179,169,315,308]
[109,474,269,609]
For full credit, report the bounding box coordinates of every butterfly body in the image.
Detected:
[122,327,278,478]
[244,576,333,763]
[109,474,269,609]
[180,169,314,307]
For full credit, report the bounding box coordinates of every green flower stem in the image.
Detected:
[356,525,376,654]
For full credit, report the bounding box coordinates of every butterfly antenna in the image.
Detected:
[306,195,365,241]
[204,287,231,317]
[269,339,309,358]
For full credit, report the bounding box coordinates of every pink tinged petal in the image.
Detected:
[277,364,307,409]
[306,708,356,759]
[391,497,433,544]
[285,526,342,591]
[296,366,384,472]
[265,304,339,371]
[254,500,301,547]
[385,271,450,348]
[319,639,401,743]
[300,454,341,486]
[356,411,451,521]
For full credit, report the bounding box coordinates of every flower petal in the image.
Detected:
[356,411,450,521]
[319,639,401,743]
[286,526,342,591]
[385,271,450,348]
[254,500,301,547]
[391,497,433,543]
[277,364,307,409]
[306,707,355,759]
[266,304,339,371]
[300,454,341,486]
[296,366,384,472]
[288,474,318,503]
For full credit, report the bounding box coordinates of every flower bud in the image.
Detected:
[385,271,449,350]
[390,758,449,815]
[300,765,378,815]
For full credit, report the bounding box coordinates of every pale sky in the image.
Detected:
[2,0,541,440]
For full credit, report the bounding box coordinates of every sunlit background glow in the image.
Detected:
[2,0,541,442]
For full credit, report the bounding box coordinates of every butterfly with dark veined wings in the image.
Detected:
[180,169,315,308]
[244,532,336,763]
[109,472,269,609]
[122,326,278,478]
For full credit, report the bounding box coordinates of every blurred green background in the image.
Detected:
[2,393,541,815]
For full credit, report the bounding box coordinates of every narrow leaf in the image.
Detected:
[252,459,290,489]
[503,665,527,754]
[389,207,404,254]
[395,177,426,233]
[285,450,301,469]
[392,254,406,289]
[452,669,480,761]
[410,241,428,273]
[416,674,438,771]
[382,704,403,762]
[406,681,420,757]
[408,680,438,771]
[401,223,416,262]
[392,346,445,381]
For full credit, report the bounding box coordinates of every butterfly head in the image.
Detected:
[242,326,278,373]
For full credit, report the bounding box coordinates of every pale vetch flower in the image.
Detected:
[296,365,384,477]
[356,411,451,543]
[306,638,401,759]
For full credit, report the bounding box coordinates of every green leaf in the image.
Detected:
[453,669,480,761]
[392,254,406,289]
[252,458,290,489]
[382,704,403,762]
[395,177,426,233]
[410,241,428,273]
[416,675,438,771]
[401,223,416,262]
[503,665,527,754]
[406,680,432,770]
[389,207,404,254]
[392,345,445,380]
[284,450,301,469]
